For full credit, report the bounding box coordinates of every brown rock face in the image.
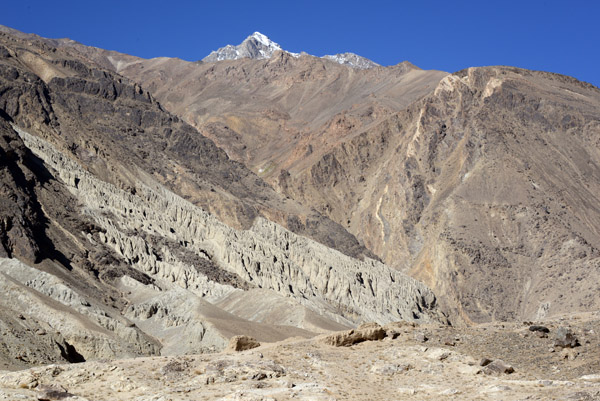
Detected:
[288,67,600,324]
[0,29,375,262]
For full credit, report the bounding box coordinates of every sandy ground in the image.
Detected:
[1,313,599,400]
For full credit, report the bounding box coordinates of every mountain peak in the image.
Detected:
[248,32,273,46]
[203,33,378,69]
[202,32,293,62]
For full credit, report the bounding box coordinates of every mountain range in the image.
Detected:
[77,30,600,324]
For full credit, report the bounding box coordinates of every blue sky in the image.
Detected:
[2,0,599,87]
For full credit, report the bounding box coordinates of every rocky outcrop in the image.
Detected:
[0,118,44,263]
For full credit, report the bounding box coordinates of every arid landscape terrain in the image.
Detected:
[1,314,600,400]
[0,25,599,400]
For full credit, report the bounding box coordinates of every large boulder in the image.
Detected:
[226,335,261,352]
[483,359,515,375]
[553,327,580,349]
[322,322,386,347]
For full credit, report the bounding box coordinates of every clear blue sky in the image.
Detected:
[2,0,599,87]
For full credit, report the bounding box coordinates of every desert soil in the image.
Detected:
[1,312,599,400]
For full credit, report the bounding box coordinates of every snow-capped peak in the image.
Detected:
[203,32,296,62]
[250,32,276,48]
[202,33,378,69]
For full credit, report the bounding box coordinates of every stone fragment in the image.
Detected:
[580,374,600,382]
[554,327,580,348]
[160,359,188,374]
[36,384,75,400]
[481,385,512,393]
[384,321,412,339]
[458,364,481,375]
[440,388,460,395]
[483,359,514,375]
[370,363,413,376]
[426,348,450,361]
[529,325,550,333]
[561,348,579,360]
[479,357,493,367]
[414,332,428,343]
[226,335,260,352]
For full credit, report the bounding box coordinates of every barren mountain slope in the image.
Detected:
[81,48,446,183]
[0,29,445,369]
[0,28,381,261]
[6,25,600,326]
[281,67,600,324]
[84,39,600,325]
[53,32,600,326]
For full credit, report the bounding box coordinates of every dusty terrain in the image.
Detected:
[1,313,599,400]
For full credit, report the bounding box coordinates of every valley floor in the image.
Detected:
[1,313,599,400]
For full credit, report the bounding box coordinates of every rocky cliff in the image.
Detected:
[282,67,600,323]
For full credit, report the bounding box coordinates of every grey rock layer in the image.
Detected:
[14,124,442,326]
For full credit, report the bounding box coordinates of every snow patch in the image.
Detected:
[322,53,379,69]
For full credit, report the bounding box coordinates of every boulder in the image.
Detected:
[483,359,514,375]
[479,357,493,367]
[322,322,386,347]
[529,325,550,333]
[561,348,579,360]
[226,335,261,352]
[553,327,580,349]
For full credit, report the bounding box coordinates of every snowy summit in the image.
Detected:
[202,32,298,62]
[202,32,378,69]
